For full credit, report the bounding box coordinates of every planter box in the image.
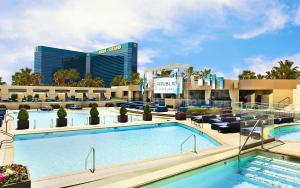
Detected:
[56,118,67,127]
[118,115,128,123]
[3,180,31,188]
[89,117,100,125]
[143,114,152,121]
[17,120,29,130]
[175,112,187,120]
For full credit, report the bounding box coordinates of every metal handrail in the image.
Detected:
[85,147,95,173]
[0,130,13,138]
[237,119,261,169]
[180,134,197,153]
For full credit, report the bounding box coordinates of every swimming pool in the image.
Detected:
[13,108,142,129]
[270,124,300,140]
[14,123,219,178]
[143,152,300,188]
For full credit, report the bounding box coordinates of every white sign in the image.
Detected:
[153,77,183,94]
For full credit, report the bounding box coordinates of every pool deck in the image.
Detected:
[0,115,300,188]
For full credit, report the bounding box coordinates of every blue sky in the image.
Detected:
[1,0,300,83]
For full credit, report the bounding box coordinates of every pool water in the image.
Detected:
[14,123,219,178]
[13,108,141,129]
[270,124,300,140]
[143,154,300,188]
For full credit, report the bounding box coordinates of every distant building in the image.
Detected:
[34,42,138,86]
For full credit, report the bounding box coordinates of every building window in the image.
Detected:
[123,91,128,97]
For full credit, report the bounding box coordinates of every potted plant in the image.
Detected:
[26,95,32,102]
[89,106,100,125]
[175,112,187,120]
[143,105,152,121]
[17,108,29,130]
[11,94,18,101]
[56,107,67,127]
[0,164,30,188]
[118,106,128,123]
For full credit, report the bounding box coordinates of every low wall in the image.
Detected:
[0,101,113,110]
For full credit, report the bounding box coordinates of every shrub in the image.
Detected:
[90,106,99,117]
[11,94,18,100]
[27,95,33,101]
[19,104,30,110]
[143,105,151,115]
[71,95,76,100]
[146,98,151,103]
[208,108,222,114]
[175,112,186,120]
[0,105,7,109]
[187,108,208,116]
[17,108,29,121]
[120,106,127,116]
[34,94,39,99]
[89,103,98,107]
[0,164,29,186]
[105,102,114,107]
[57,107,67,119]
[55,96,59,101]
[50,104,60,109]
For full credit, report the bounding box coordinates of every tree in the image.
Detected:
[0,77,6,85]
[238,70,257,80]
[12,68,41,86]
[93,77,105,87]
[130,72,142,85]
[66,69,79,86]
[256,74,265,79]
[200,69,211,79]
[53,69,66,86]
[271,60,299,79]
[77,73,94,87]
[111,75,128,86]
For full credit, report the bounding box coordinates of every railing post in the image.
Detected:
[193,135,197,153]
[34,120,36,129]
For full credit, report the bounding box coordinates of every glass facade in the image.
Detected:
[34,46,86,85]
[34,42,138,86]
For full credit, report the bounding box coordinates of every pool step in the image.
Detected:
[240,155,300,188]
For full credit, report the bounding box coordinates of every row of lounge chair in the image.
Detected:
[115,101,168,112]
[192,113,295,133]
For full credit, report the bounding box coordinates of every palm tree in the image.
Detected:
[111,75,128,86]
[265,70,278,79]
[67,69,79,86]
[272,60,299,79]
[256,74,265,79]
[238,70,256,80]
[0,77,6,85]
[93,77,105,87]
[53,69,66,86]
[12,68,41,85]
[200,69,211,79]
[160,69,172,77]
[130,72,142,85]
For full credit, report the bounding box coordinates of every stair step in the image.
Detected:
[249,160,300,177]
[242,166,300,186]
[243,172,296,188]
[255,156,300,169]
[232,182,260,188]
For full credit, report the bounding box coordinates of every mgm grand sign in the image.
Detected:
[99,44,122,54]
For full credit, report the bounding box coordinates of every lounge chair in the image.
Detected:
[216,121,241,133]
[154,106,168,112]
[40,106,54,111]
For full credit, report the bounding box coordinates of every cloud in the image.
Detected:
[180,35,214,54]
[295,5,300,25]
[138,49,158,65]
[233,5,289,39]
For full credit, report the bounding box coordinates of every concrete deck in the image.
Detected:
[0,112,299,188]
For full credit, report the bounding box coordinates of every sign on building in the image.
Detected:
[153,77,183,94]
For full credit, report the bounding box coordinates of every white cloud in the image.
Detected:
[295,5,300,25]
[234,5,289,39]
[180,35,214,54]
[138,49,158,65]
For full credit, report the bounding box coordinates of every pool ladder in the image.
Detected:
[180,134,197,153]
[85,147,96,173]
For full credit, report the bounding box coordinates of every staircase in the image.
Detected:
[239,155,300,188]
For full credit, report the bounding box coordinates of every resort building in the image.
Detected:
[34,42,138,86]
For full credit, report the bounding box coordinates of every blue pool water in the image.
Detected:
[13,108,141,129]
[14,123,219,178]
[143,153,300,188]
[270,124,300,140]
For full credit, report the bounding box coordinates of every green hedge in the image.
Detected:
[186,108,208,116]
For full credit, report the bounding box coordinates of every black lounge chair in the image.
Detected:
[40,106,54,111]
[217,121,241,133]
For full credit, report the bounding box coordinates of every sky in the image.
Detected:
[1,0,300,83]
